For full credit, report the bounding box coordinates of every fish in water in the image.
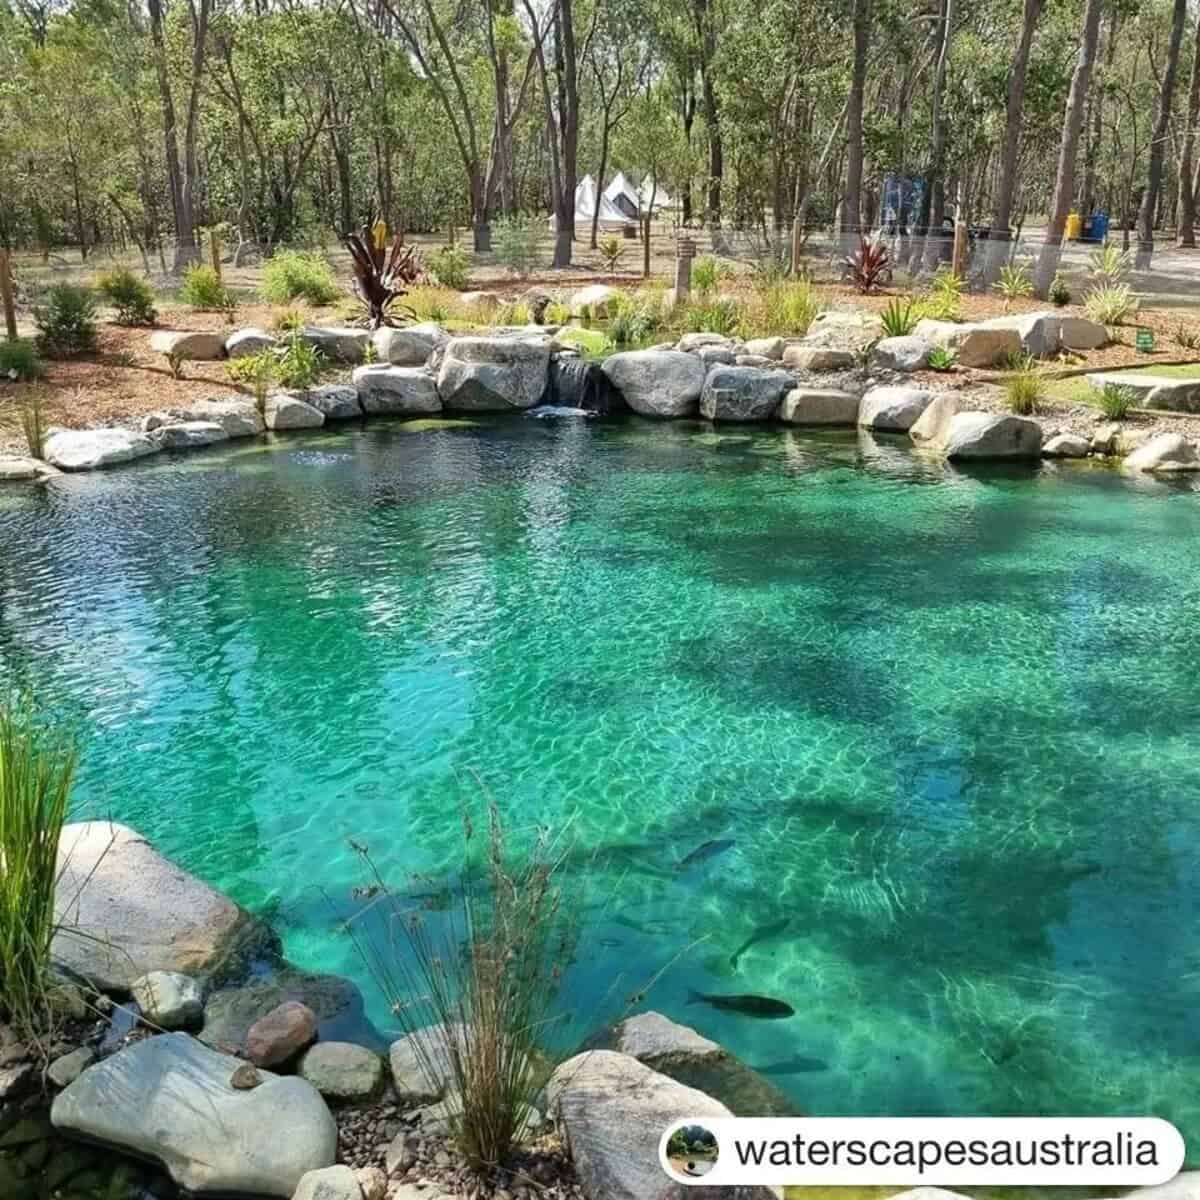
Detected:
[686,989,795,1019]
[752,1055,830,1075]
[729,917,790,970]
[677,838,735,869]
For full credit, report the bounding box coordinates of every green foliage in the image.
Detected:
[692,254,722,294]
[609,293,664,345]
[927,346,957,372]
[493,301,532,326]
[1172,322,1200,351]
[1001,349,1036,372]
[0,338,42,381]
[543,300,572,326]
[1084,283,1138,326]
[426,245,471,290]
[1088,243,1132,285]
[493,217,542,277]
[1096,382,1135,420]
[227,330,324,392]
[555,327,614,358]
[95,267,157,326]
[180,264,234,312]
[755,281,820,335]
[33,284,99,357]
[1049,275,1072,307]
[598,235,624,272]
[272,307,307,333]
[0,693,78,1039]
[879,296,921,338]
[226,350,277,411]
[995,263,1033,307]
[19,392,46,458]
[680,296,744,337]
[262,250,340,306]
[344,802,582,1174]
[1004,368,1043,415]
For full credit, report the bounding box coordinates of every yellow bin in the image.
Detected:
[1065,212,1083,241]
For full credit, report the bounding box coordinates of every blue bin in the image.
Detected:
[1090,212,1110,242]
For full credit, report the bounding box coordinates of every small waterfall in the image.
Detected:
[545,354,627,414]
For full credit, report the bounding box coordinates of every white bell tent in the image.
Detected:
[548,174,634,232]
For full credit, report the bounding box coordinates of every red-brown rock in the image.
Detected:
[244,1001,317,1068]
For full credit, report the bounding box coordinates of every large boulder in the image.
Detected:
[42,428,161,472]
[300,385,362,421]
[743,336,785,360]
[131,970,203,1030]
[778,387,859,426]
[264,394,324,431]
[297,1042,385,1103]
[977,312,1062,358]
[299,326,369,363]
[545,1050,779,1200]
[50,1033,336,1196]
[179,398,264,439]
[782,345,855,372]
[912,319,1021,367]
[700,366,793,422]
[150,330,225,361]
[1058,316,1109,351]
[1123,433,1200,472]
[1043,432,1091,458]
[804,310,882,348]
[908,393,959,447]
[52,821,261,993]
[149,421,229,450]
[570,284,621,318]
[437,336,550,411]
[0,455,58,482]
[871,336,931,372]
[293,1166,361,1200]
[942,412,1042,460]
[225,328,277,359]
[858,386,935,431]
[370,323,449,366]
[353,365,441,415]
[608,1012,795,1117]
[601,350,705,418]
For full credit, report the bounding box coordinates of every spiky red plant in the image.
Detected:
[845,235,891,294]
[344,223,424,328]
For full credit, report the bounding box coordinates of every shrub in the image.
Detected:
[0,339,42,382]
[691,254,722,294]
[1096,382,1135,420]
[0,693,78,1039]
[273,329,325,389]
[493,217,542,277]
[180,264,234,311]
[272,307,307,333]
[33,284,98,357]
[880,296,920,338]
[1084,283,1138,326]
[493,301,532,326]
[598,235,623,272]
[1089,242,1132,285]
[345,802,583,1175]
[543,300,572,326]
[262,250,340,306]
[225,351,276,412]
[756,281,820,335]
[927,346,957,372]
[844,235,890,294]
[1049,274,1072,307]
[1173,322,1200,351]
[610,293,664,345]
[555,327,614,358]
[426,246,471,291]
[95,268,157,325]
[1004,368,1042,415]
[995,262,1033,309]
[680,296,744,337]
[406,286,459,324]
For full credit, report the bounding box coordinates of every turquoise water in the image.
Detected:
[1,418,1198,1149]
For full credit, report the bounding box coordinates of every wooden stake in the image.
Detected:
[209,229,222,280]
[0,249,17,340]
[952,219,969,279]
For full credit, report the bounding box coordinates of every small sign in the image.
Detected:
[1136,327,1155,353]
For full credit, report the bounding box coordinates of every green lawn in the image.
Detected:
[1044,362,1200,407]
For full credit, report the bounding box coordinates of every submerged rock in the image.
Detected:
[52,821,263,993]
[51,1032,336,1196]
[601,349,705,418]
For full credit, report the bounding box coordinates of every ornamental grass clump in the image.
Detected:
[262,250,341,306]
[344,801,583,1175]
[0,694,77,1040]
[756,280,820,335]
[1004,367,1043,415]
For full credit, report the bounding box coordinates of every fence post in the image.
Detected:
[0,249,17,341]
[209,229,223,281]
[672,236,695,305]
[952,218,969,280]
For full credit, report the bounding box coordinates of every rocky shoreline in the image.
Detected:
[4,304,1200,484]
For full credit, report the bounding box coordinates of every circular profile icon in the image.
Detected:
[664,1122,719,1181]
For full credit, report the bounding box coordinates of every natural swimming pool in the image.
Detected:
[1,417,1197,1148]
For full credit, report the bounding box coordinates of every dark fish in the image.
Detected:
[677,838,735,869]
[729,917,790,970]
[686,989,795,1019]
[753,1055,830,1075]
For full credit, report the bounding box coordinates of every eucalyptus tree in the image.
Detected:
[1177,9,1200,245]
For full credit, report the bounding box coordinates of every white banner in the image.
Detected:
[659,1117,1186,1187]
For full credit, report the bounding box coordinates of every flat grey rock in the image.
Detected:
[149,421,229,449]
[601,350,705,418]
[353,365,441,414]
[437,336,550,411]
[300,385,363,421]
[264,394,324,430]
[700,366,793,422]
[858,386,935,431]
[43,428,161,472]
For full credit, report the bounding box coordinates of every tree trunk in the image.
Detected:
[1136,0,1187,267]
[694,0,722,232]
[551,0,579,268]
[921,0,954,271]
[1178,14,1200,244]
[591,122,610,250]
[173,0,212,271]
[843,0,871,256]
[147,0,186,267]
[1034,0,1104,296]
[985,0,1044,280]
